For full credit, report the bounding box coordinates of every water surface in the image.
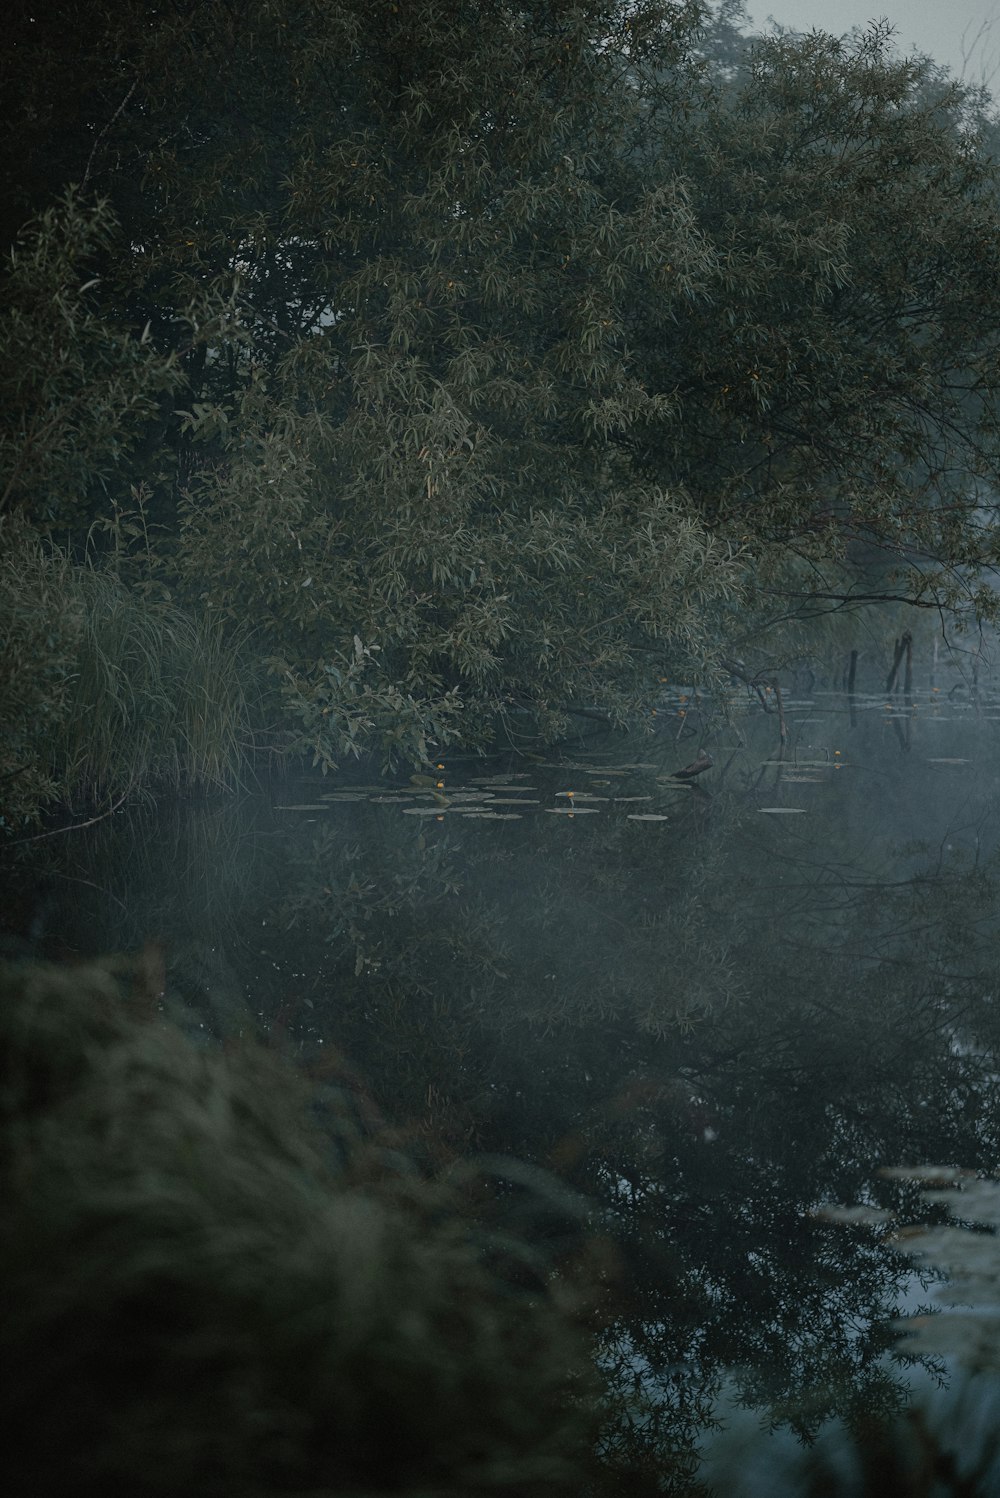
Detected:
[7,670,1000,1486]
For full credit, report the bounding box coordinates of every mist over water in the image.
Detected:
[7,645,1000,1487]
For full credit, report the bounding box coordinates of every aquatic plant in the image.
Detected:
[53,563,264,801]
[0,517,82,828]
[700,1171,1000,1496]
[0,954,599,1497]
[0,519,266,829]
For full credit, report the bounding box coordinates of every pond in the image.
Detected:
[6,661,1000,1491]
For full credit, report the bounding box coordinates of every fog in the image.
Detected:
[7,630,1000,1484]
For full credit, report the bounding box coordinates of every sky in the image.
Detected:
[748,0,1000,91]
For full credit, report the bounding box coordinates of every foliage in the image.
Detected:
[7,3,1000,774]
[52,563,265,803]
[0,954,600,1496]
[625,21,1000,661]
[0,517,266,831]
[154,0,746,766]
[0,191,180,528]
[866,1168,1000,1374]
[0,517,84,828]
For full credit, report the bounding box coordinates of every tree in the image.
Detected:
[0,191,180,528]
[5,3,1000,774]
[619,23,1000,652]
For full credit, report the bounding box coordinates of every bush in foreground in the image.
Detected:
[0,955,597,1497]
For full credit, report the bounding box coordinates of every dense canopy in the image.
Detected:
[4,0,1000,813]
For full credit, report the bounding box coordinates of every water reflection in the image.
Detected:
[5,681,1000,1490]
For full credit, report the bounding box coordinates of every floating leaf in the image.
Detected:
[461,811,522,820]
[761,760,831,767]
[758,807,807,814]
[316,784,391,792]
[627,813,671,822]
[476,797,539,805]
[470,774,533,785]
[546,807,600,815]
[275,804,328,811]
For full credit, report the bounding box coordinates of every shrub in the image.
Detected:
[0,520,266,831]
[0,954,598,1497]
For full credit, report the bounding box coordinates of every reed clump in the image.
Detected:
[0,519,265,829]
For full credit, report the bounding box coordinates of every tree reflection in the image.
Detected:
[6,756,1000,1490]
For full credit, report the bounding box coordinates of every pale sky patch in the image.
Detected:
[749,1,1000,92]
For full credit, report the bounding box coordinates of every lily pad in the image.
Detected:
[470,774,534,785]
[461,812,523,820]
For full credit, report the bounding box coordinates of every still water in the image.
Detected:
[6,666,1000,1488]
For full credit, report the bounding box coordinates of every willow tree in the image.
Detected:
[6,3,1000,766]
[623,22,1000,665]
[3,1,746,765]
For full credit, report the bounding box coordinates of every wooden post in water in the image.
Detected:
[903,633,913,696]
[886,631,911,695]
[772,678,788,743]
[847,649,858,728]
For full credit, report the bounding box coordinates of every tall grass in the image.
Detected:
[1,520,266,827]
[55,567,263,801]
